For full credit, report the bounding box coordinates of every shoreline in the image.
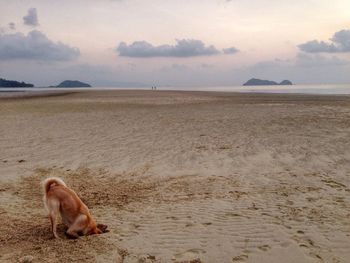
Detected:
[1,82,350,97]
[1,88,350,99]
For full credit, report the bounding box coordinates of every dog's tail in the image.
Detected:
[42,177,66,212]
[42,177,66,195]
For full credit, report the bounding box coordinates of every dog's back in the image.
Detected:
[43,177,86,216]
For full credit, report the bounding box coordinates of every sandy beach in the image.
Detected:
[1,90,350,263]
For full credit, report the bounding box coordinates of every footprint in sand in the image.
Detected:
[232,254,248,262]
[258,244,271,252]
[174,248,206,262]
[321,179,346,189]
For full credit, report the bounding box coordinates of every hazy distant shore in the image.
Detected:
[1,83,350,95]
[1,90,350,262]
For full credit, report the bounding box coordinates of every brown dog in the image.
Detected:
[42,177,108,238]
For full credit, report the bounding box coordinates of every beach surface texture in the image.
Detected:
[1,90,350,263]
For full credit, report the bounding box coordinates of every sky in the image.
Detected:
[0,0,349,87]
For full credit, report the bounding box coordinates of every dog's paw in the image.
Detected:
[97,223,109,233]
[65,232,78,239]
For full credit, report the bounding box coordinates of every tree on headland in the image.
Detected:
[0,78,34,87]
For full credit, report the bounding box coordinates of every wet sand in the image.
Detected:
[1,90,350,263]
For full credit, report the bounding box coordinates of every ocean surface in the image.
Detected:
[1,84,350,95]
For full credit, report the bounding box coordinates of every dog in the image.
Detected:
[42,177,108,238]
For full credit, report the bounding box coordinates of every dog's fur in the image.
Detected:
[42,177,108,238]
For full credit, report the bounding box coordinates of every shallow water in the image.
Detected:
[1,84,350,95]
[167,84,350,95]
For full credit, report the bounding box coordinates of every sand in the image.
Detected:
[0,90,350,263]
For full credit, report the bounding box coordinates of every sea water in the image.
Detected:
[1,84,350,95]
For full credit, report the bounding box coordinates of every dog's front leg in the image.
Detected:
[66,214,87,239]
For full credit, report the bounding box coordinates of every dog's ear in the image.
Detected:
[97,223,109,233]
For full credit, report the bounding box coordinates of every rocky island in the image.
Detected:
[0,78,34,87]
[54,80,92,88]
[243,78,293,86]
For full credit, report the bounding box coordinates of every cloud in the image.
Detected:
[295,53,349,67]
[298,29,350,53]
[331,30,350,51]
[298,40,337,53]
[0,30,80,61]
[8,22,16,30]
[223,46,239,54]
[200,63,214,68]
[171,63,188,70]
[23,8,39,26]
[249,54,349,72]
[116,39,221,57]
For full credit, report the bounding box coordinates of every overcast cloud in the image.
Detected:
[298,29,350,53]
[0,30,80,60]
[8,22,16,30]
[117,39,238,57]
[0,1,349,86]
[222,47,239,54]
[23,8,39,26]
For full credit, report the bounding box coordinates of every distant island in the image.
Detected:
[279,80,293,85]
[54,80,92,88]
[0,78,34,87]
[243,78,293,86]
